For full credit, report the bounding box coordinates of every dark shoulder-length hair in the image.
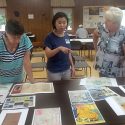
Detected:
[52,12,68,29]
[5,19,24,35]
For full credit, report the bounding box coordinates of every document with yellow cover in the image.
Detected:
[72,103,105,124]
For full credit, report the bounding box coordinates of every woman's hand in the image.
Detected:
[71,66,75,77]
[58,46,72,54]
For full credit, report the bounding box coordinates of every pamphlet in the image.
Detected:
[2,95,35,109]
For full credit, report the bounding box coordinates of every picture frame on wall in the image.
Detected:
[89,7,99,15]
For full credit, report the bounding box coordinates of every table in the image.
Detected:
[1,78,125,125]
[70,38,93,44]
[68,34,76,39]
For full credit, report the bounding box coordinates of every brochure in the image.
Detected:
[2,95,35,109]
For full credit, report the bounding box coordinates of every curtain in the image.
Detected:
[0,0,7,7]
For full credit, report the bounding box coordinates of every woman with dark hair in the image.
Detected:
[0,19,34,84]
[44,12,75,81]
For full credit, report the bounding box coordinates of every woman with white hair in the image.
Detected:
[93,7,125,77]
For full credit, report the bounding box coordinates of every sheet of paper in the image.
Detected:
[32,107,62,125]
[106,96,125,116]
[10,82,54,96]
[80,77,118,87]
[68,90,93,104]
[0,83,13,104]
[119,85,125,93]
[0,109,29,125]
[2,95,35,109]
[88,86,119,101]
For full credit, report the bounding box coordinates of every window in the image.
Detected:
[53,8,73,30]
[0,8,6,31]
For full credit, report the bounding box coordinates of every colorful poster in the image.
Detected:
[72,103,105,124]
[68,90,93,104]
[2,95,35,109]
[80,77,118,87]
[0,109,28,125]
[10,82,54,96]
[88,87,119,101]
[106,96,125,116]
[32,107,62,125]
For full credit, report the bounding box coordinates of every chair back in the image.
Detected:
[70,40,82,50]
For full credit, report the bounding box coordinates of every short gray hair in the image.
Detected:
[105,7,123,25]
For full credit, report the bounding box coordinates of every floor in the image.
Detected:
[31,48,99,82]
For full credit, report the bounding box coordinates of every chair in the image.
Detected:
[72,55,85,61]
[32,53,45,62]
[71,51,79,56]
[26,32,36,43]
[74,60,91,77]
[70,40,83,56]
[25,52,46,81]
[31,62,46,71]
[72,54,91,77]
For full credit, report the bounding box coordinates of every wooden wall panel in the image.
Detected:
[6,0,51,47]
[6,0,125,47]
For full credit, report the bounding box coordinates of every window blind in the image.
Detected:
[0,0,7,7]
[51,0,75,7]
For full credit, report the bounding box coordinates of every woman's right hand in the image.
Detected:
[58,46,72,54]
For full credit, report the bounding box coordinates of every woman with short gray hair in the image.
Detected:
[93,7,125,77]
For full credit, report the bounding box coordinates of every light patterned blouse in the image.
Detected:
[95,23,125,77]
